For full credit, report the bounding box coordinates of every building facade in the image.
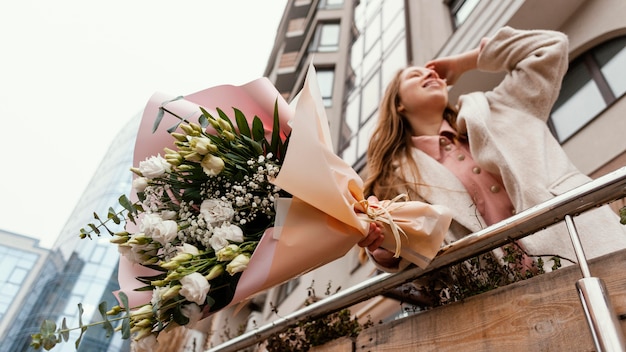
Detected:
[0,230,57,351]
[206,0,626,349]
[1,115,140,352]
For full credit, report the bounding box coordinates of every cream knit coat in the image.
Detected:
[394,26,626,269]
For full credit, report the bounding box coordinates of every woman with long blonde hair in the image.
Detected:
[358,27,626,276]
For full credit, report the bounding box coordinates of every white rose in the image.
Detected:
[199,199,235,225]
[141,214,178,245]
[132,177,149,192]
[180,303,203,327]
[179,272,210,305]
[200,154,225,176]
[138,155,171,179]
[226,253,250,275]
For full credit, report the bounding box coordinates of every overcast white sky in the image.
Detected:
[0,1,287,248]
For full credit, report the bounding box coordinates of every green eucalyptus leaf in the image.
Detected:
[87,223,100,235]
[118,292,130,314]
[198,113,209,128]
[118,195,135,214]
[153,108,165,133]
[121,317,131,340]
[40,319,57,335]
[155,96,184,133]
[98,302,115,337]
[107,207,121,225]
[61,318,69,342]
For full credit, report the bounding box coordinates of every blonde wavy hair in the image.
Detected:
[363,68,460,200]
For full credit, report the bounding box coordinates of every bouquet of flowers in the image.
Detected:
[31,64,452,351]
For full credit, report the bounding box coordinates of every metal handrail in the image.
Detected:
[207,166,626,352]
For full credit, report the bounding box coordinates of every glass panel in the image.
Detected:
[319,0,344,9]
[382,0,404,31]
[90,246,106,263]
[361,72,381,119]
[344,95,360,139]
[362,39,381,78]
[364,12,381,52]
[382,10,404,51]
[595,36,626,98]
[357,115,378,160]
[453,0,480,27]
[551,69,605,141]
[382,40,407,87]
[8,267,28,284]
[316,69,335,107]
[341,136,358,166]
[319,23,340,52]
[551,60,607,140]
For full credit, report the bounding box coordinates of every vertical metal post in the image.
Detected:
[565,215,626,352]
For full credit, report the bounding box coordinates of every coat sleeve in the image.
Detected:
[477,26,569,122]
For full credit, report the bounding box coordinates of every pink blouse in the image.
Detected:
[411,121,515,227]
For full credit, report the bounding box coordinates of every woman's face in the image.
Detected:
[396,66,448,117]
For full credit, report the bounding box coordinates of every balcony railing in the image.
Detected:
[207,166,626,352]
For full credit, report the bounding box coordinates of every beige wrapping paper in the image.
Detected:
[230,63,452,303]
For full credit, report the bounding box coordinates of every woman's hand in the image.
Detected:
[425,37,487,85]
[358,222,401,268]
[358,222,385,252]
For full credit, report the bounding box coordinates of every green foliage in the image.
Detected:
[30,293,132,351]
[620,206,626,225]
[405,243,566,308]
[264,282,374,352]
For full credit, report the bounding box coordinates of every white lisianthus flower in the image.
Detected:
[151,286,167,306]
[200,154,225,176]
[216,244,240,262]
[209,224,244,252]
[180,303,203,327]
[141,214,178,245]
[208,234,229,252]
[189,136,215,155]
[200,199,235,224]
[138,155,171,179]
[226,253,250,275]
[215,224,244,243]
[176,243,200,256]
[132,177,149,192]
[117,244,137,263]
[179,272,210,305]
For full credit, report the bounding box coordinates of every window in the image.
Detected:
[316,68,335,107]
[550,36,626,142]
[318,0,343,9]
[275,277,300,303]
[447,0,480,28]
[309,22,340,52]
